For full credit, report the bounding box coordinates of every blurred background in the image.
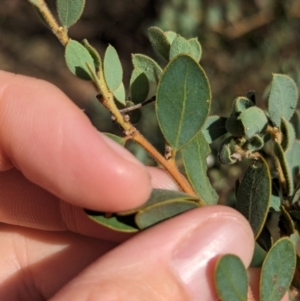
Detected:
[1,0,300,201]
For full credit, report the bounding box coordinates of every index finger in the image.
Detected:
[0,71,151,212]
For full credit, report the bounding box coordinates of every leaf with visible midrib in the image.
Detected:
[236,157,271,238]
[214,254,248,301]
[260,238,296,301]
[57,0,86,28]
[156,54,211,150]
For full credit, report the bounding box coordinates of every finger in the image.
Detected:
[0,71,151,212]
[0,167,178,241]
[48,206,254,301]
[0,224,117,300]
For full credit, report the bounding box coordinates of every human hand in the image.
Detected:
[0,71,288,300]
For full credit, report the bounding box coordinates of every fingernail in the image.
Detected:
[171,214,252,300]
[101,134,143,165]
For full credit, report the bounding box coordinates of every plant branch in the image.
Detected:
[34,0,69,46]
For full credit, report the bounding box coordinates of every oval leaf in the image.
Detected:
[84,210,138,233]
[82,39,101,71]
[286,140,300,179]
[112,82,126,105]
[135,199,199,229]
[201,115,227,143]
[57,0,85,28]
[268,74,298,127]
[214,254,248,301]
[130,69,149,104]
[274,141,294,196]
[65,39,95,80]
[148,26,170,60]
[156,54,211,150]
[182,132,218,204]
[239,106,268,139]
[132,54,162,84]
[117,189,198,216]
[236,157,271,238]
[188,37,202,61]
[280,117,296,151]
[169,36,191,60]
[260,238,296,301]
[103,45,123,91]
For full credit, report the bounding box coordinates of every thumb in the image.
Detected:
[50,206,254,301]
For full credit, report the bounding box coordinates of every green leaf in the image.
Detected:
[201,116,227,143]
[218,136,238,165]
[281,118,296,151]
[290,232,300,289]
[135,199,199,229]
[112,82,126,105]
[286,140,300,179]
[117,189,198,216]
[84,210,139,233]
[243,134,264,152]
[82,39,101,71]
[65,39,95,80]
[280,205,296,236]
[103,45,123,91]
[214,254,248,301]
[148,26,170,60]
[156,54,211,150]
[250,242,267,268]
[56,0,85,28]
[182,132,218,204]
[132,54,162,84]
[188,38,202,61]
[232,96,255,113]
[165,31,177,44]
[236,157,271,238]
[130,69,149,104]
[270,179,281,211]
[169,36,191,60]
[103,133,125,146]
[290,110,300,139]
[226,114,245,137]
[268,74,298,127]
[239,106,268,139]
[274,141,294,196]
[260,237,296,301]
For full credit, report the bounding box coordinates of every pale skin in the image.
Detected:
[0,71,288,301]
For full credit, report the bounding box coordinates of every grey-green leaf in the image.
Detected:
[290,110,300,139]
[214,254,248,301]
[130,69,149,104]
[135,199,199,229]
[82,39,101,71]
[201,116,227,143]
[84,210,139,233]
[132,54,162,84]
[148,27,170,60]
[281,118,296,151]
[117,189,198,216]
[156,54,211,150]
[232,96,255,113]
[103,45,123,91]
[260,238,296,301]
[182,132,218,204]
[165,31,177,44]
[112,82,126,105]
[57,0,85,28]
[188,38,202,62]
[239,106,268,139]
[28,0,40,7]
[169,36,191,60]
[274,141,294,196]
[286,140,300,179]
[268,74,298,127]
[65,39,95,80]
[236,157,271,238]
[218,136,238,165]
